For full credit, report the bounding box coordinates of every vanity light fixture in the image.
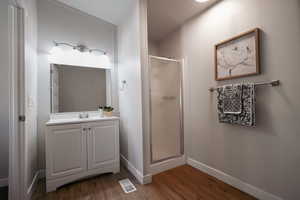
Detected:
[49,45,62,55]
[195,0,210,3]
[49,41,111,69]
[53,41,107,54]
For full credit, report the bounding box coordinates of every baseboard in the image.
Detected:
[187,158,282,200]
[0,177,8,187]
[26,170,44,200]
[150,155,186,175]
[120,155,152,184]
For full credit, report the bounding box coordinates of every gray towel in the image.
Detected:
[217,83,256,127]
[222,84,243,114]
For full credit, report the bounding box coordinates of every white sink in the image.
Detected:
[46,113,119,126]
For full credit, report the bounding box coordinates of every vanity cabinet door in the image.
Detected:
[87,121,119,170]
[46,124,87,179]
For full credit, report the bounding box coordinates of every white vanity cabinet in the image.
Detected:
[46,117,119,192]
[46,124,87,179]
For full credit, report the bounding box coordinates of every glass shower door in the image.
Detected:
[150,56,183,163]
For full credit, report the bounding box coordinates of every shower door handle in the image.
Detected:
[162,96,176,100]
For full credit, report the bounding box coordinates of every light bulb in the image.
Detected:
[49,46,62,55]
[99,54,111,68]
[48,46,63,63]
[195,0,210,3]
[48,44,111,69]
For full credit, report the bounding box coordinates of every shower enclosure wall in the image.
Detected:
[149,55,184,164]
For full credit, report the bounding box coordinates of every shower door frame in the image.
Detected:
[149,55,184,164]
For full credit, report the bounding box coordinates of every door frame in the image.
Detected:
[8,2,26,200]
[148,56,185,164]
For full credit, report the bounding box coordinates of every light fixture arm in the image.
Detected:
[89,49,106,54]
[53,41,107,54]
[54,42,75,49]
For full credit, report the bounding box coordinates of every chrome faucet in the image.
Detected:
[79,112,89,119]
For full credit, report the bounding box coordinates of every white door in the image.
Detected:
[87,121,118,170]
[9,3,39,200]
[9,5,26,200]
[46,124,87,179]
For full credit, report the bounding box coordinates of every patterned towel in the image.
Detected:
[217,83,256,127]
[223,84,243,114]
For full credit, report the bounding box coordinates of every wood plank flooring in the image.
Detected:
[32,165,257,200]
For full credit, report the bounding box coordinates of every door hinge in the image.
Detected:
[19,115,26,122]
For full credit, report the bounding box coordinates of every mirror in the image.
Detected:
[50,64,110,113]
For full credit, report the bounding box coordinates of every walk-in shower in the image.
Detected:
[149,55,184,164]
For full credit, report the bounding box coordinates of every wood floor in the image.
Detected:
[32,165,257,200]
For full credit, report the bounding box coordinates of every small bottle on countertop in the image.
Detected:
[98,106,104,117]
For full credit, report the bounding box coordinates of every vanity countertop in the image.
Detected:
[46,116,119,126]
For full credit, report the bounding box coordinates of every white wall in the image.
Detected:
[37,0,118,169]
[0,0,10,181]
[118,0,145,177]
[148,29,182,59]
[179,0,300,199]
[148,40,159,56]
[158,29,182,59]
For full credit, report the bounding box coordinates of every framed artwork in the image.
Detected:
[215,28,260,81]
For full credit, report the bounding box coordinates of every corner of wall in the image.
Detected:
[120,155,152,184]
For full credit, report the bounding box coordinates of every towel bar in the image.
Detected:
[209,80,280,92]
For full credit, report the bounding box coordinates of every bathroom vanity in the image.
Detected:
[45,114,120,192]
[45,63,120,192]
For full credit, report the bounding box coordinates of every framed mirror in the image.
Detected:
[50,64,112,113]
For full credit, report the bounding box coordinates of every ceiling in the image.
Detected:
[56,0,135,25]
[148,0,220,42]
[55,0,219,41]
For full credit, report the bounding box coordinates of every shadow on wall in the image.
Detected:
[254,87,277,135]
[119,117,129,159]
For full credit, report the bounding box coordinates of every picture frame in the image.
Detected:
[215,28,261,81]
